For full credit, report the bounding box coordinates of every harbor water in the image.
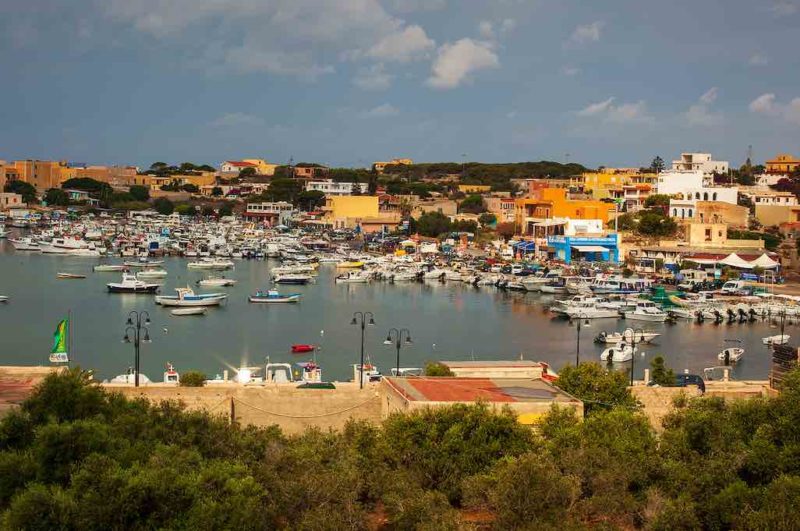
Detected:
[0,241,783,382]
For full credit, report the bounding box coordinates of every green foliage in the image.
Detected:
[238,166,256,178]
[458,194,486,214]
[729,229,781,251]
[614,210,678,237]
[650,356,675,386]
[424,362,454,377]
[414,211,452,237]
[651,156,665,173]
[43,188,69,206]
[61,178,111,197]
[261,178,304,203]
[218,202,234,217]
[296,190,326,211]
[211,186,223,197]
[644,193,672,207]
[181,183,199,193]
[153,197,175,215]
[478,212,497,226]
[4,180,37,204]
[128,185,150,202]
[179,371,207,387]
[174,203,194,215]
[554,362,639,415]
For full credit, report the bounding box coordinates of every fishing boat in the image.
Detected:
[600,344,634,362]
[198,276,236,287]
[155,287,227,307]
[163,363,180,383]
[9,238,41,251]
[291,344,316,353]
[93,264,126,272]
[335,270,370,283]
[187,259,234,270]
[124,259,164,267]
[170,307,208,316]
[762,334,790,345]
[107,273,160,293]
[137,268,168,279]
[273,273,314,285]
[57,272,86,279]
[717,347,744,364]
[107,367,152,384]
[296,361,323,383]
[595,330,661,344]
[249,290,301,303]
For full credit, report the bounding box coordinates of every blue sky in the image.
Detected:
[1,0,798,169]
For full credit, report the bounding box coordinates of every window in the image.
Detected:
[705,228,712,241]
[712,192,717,201]
[695,192,700,199]
[703,192,708,201]
[673,208,677,216]
[688,209,693,217]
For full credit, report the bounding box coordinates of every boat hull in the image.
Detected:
[107,285,159,293]
[248,296,300,303]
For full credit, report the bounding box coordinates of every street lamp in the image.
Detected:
[569,313,591,366]
[623,327,644,386]
[122,310,151,387]
[384,328,412,377]
[351,311,375,389]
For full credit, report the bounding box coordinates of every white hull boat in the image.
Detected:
[137,269,168,279]
[600,345,634,362]
[93,264,126,272]
[9,238,40,251]
[198,277,236,287]
[170,308,208,316]
[156,288,227,307]
[718,347,744,364]
[762,334,790,346]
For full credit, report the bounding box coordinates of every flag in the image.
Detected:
[49,319,69,363]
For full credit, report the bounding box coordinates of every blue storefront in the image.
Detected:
[547,235,620,264]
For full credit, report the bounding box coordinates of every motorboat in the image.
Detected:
[0,296,8,303]
[540,278,568,294]
[622,301,668,322]
[336,261,364,269]
[391,270,419,282]
[600,344,634,362]
[187,259,234,270]
[155,287,227,307]
[273,273,314,285]
[39,237,88,254]
[563,301,620,319]
[9,238,40,251]
[522,270,562,292]
[93,264,126,272]
[422,268,446,280]
[762,334,790,346]
[137,268,168,279]
[335,270,370,283]
[353,363,382,385]
[170,307,208,316]
[295,361,323,383]
[197,276,236,287]
[107,273,160,293]
[249,290,301,303]
[107,368,152,385]
[717,347,744,364]
[124,259,164,268]
[595,330,661,344]
[57,272,86,279]
[291,344,316,353]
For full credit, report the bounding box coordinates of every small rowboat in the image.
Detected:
[249,290,301,303]
[57,272,86,279]
[93,264,126,272]
[291,344,315,354]
[170,308,208,316]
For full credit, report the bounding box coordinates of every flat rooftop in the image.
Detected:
[441,360,542,369]
[384,377,579,404]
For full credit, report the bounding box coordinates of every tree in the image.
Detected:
[414,211,451,237]
[181,184,199,194]
[179,371,206,387]
[367,173,378,196]
[496,222,516,240]
[644,194,672,208]
[296,190,325,211]
[153,197,174,215]
[554,362,640,415]
[211,187,223,197]
[424,362,454,377]
[44,188,69,206]
[218,203,234,217]
[650,156,665,173]
[262,178,303,203]
[4,181,37,204]
[649,356,675,386]
[128,185,150,202]
[238,167,256,179]
[637,211,677,237]
[478,213,497,226]
[459,194,486,214]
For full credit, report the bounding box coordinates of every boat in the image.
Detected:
[335,270,370,283]
[249,290,301,303]
[170,307,208,316]
[155,287,227,307]
[107,368,152,384]
[273,273,314,285]
[57,272,86,279]
[595,330,661,344]
[296,361,323,383]
[163,363,180,383]
[137,268,168,279]
[336,261,364,269]
[762,334,790,345]
[600,344,634,362]
[717,347,744,364]
[9,238,41,251]
[187,259,234,270]
[124,259,164,267]
[198,276,236,287]
[107,273,160,293]
[622,301,668,322]
[0,296,8,303]
[93,264,126,272]
[540,278,568,294]
[291,344,316,353]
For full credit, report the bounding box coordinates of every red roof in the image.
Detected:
[224,161,256,167]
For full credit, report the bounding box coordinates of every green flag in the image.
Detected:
[49,319,69,363]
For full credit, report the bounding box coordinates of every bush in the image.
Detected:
[153,197,175,215]
[129,185,150,202]
[650,356,675,386]
[424,362,454,377]
[179,371,207,387]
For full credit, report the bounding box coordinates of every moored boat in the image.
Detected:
[170,307,208,316]
[155,287,227,307]
[57,272,86,279]
[93,264,126,272]
[198,276,236,287]
[249,290,301,303]
[107,273,160,293]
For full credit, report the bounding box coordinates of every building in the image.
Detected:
[739,188,798,207]
[372,158,413,174]
[511,178,572,196]
[64,189,99,205]
[484,196,516,223]
[622,184,652,212]
[638,223,767,265]
[458,184,491,194]
[766,154,800,175]
[693,201,749,228]
[0,193,23,209]
[241,159,278,176]
[440,360,547,379]
[755,204,800,227]
[412,199,458,218]
[381,376,583,421]
[293,166,328,179]
[11,160,66,192]
[546,234,620,264]
[220,159,277,176]
[671,153,729,176]
[244,201,295,224]
[0,161,20,190]
[322,196,401,233]
[514,188,616,235]
[306,179,368,195]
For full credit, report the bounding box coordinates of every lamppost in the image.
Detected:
[624,327,644,386]
[123,311,151,387]
[569,313,591,366]
[351,312,375,389]
[384,328,412,377]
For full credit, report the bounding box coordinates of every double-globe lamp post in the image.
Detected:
[384,328,413,377]
[624,327,644,386]
[123,311,151,387]
[570,313,591,366]
[350,311,375,389]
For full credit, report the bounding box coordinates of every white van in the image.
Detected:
[721,280,747,295]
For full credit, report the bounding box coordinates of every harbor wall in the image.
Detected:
[104,382,383,435]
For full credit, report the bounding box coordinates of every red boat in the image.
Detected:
[291,344,315,354]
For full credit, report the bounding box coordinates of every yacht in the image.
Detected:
[9,238,41,251]
[107,273,160,293]
[622,301,668,322]
[522,270,562,292]
[595,330,661,344]
[335,270,371,283]
[39,237,89,254]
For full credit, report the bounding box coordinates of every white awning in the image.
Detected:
[750,253,779,269]
[719,253,754,269]
[533,220,567,227]
[572,245,610,253]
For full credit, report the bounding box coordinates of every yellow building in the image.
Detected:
[577,168,657,200]
[322,195,401,232]
[372,158,414,174]
[458,184,491,194]
[241,159,279,176]
[12,160,67,192]
[514,188,616,234]
[766,154,800,174]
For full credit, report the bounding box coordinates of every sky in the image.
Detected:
[1,0,799,169]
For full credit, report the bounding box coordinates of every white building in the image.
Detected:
[671,153,729,177]
[739,188,798,206]
[306,179,368,195]
[244,201,296,224]
[657,170,738,204]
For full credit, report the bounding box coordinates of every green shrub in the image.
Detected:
[179,371,207,387]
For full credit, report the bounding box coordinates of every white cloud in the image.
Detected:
[361,103,400,118]
[700,87,718,105]
[478,21,494,40]
[426,38,499,90]
[209,112,265,128]
[750,93,777,114]
[367,24,434,62]
[682,88,723,127]
[749,93,800,124]
[568,21,604,46]
[576,97,653,124]
[561,66,580,76]
[353,63,393,90]
[748,53,769,66]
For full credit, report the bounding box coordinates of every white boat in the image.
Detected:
[93,264,126,272]
[137,268,168,279]
[124,259,164,268]
[0,296,8,303]
[187,259,234,270]
[595,330,661,344]
[600,344,634,362]
[335,270,370,283]
[563,300,620,319]
[9,238,40,251]
[170,307,208,316]
[107,368,152,385]
[391,270,419,282]
[198,277,236,287]
[39,237,87,254]
[422,268,446,280]
[273,273,314,285]
[522,270,562,292]
[762,334,790,345]
[622,301,668,322]
[156,287,227,307]
[107,273,160,293]
[248,289,301,303]
[717,347,744,363]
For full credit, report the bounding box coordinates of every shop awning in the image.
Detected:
[719,253,754,269]
[513,241,537,251]
[572,245,610,253]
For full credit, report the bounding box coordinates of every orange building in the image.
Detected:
[12,160,67,192]
[766,154,800,175]
[514,188,615,234]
